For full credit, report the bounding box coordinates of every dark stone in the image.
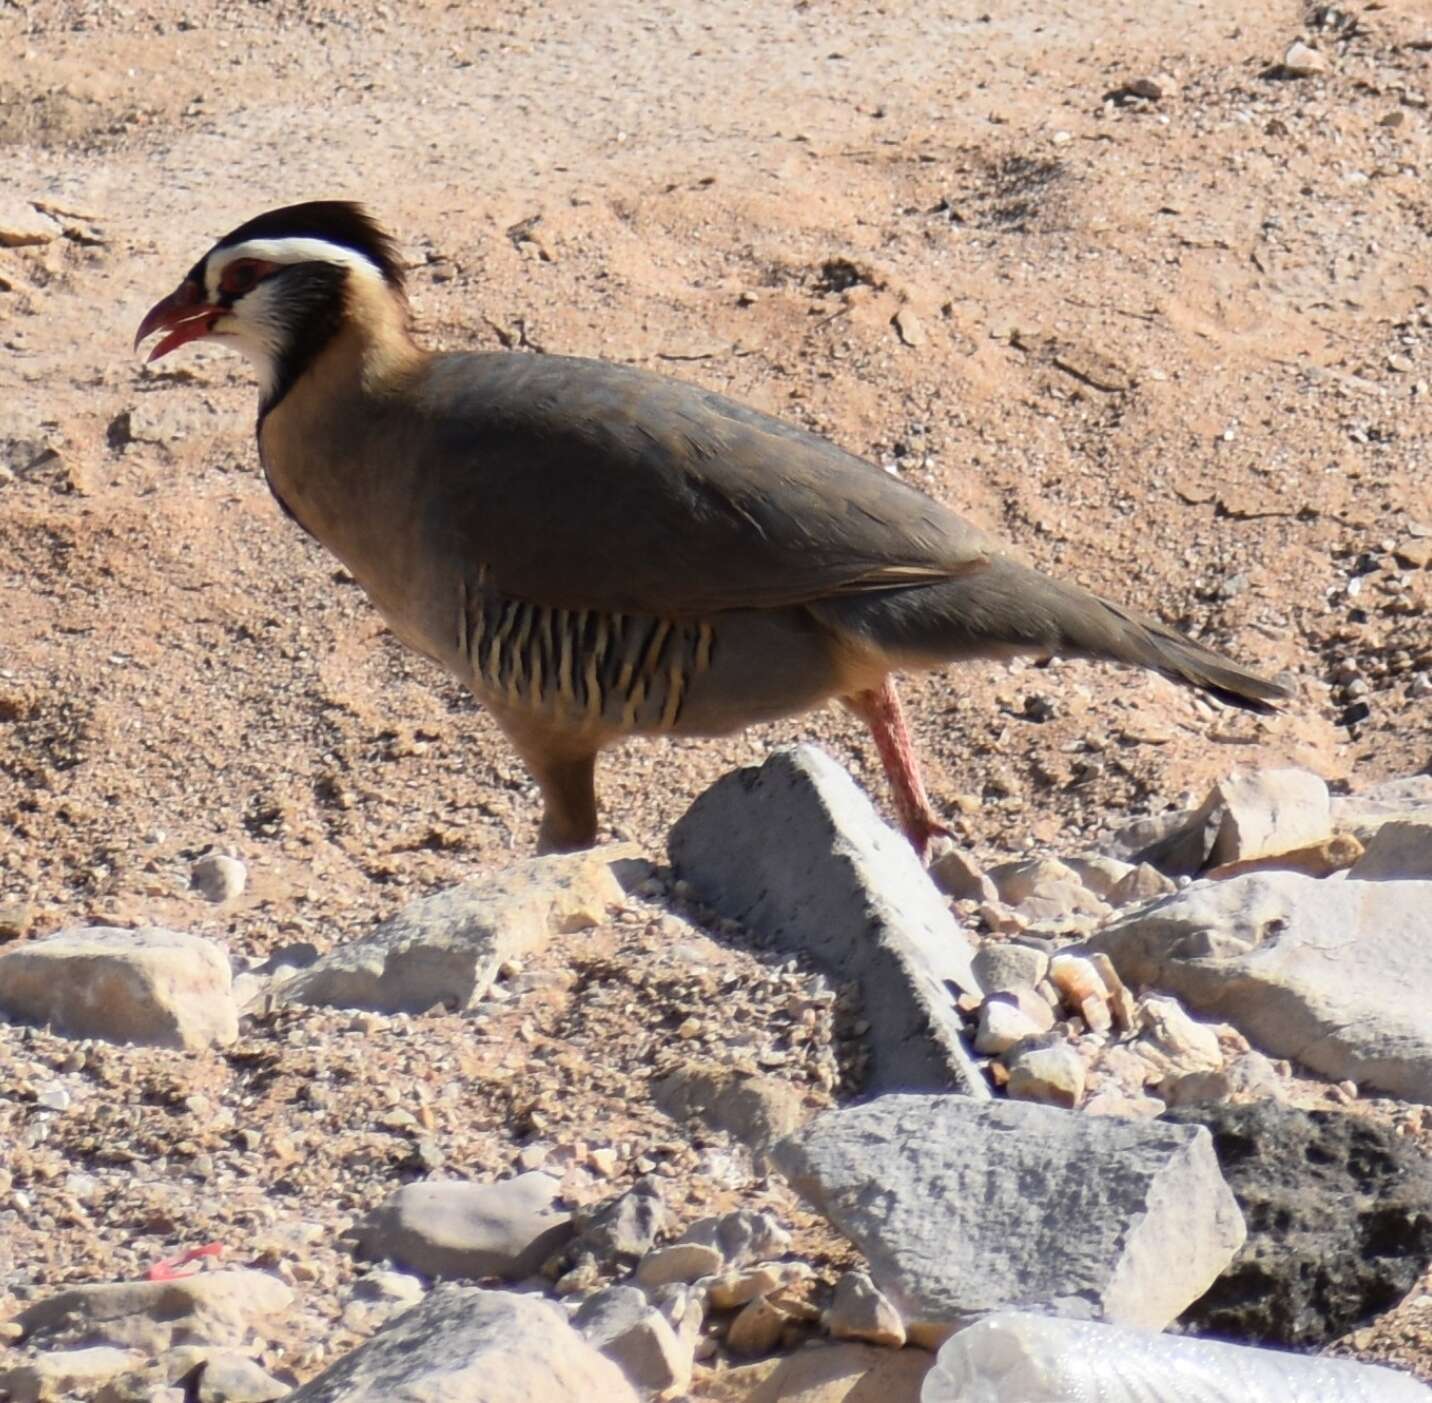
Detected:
[1167,1100,1432,1347]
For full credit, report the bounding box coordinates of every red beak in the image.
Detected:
[134,279,219,361]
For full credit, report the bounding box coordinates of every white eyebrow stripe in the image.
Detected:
[206,237,386,295]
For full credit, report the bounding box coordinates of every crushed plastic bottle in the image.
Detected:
[922,1311,1432,1403]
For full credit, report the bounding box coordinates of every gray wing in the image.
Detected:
[412,352,1002,617]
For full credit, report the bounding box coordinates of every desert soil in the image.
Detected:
[2,0,1431,1388]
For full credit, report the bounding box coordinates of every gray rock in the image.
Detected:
[653,1061,808,1157]
[573,1284,693,1396]
[1005,1042,1086,1108]
[773,1094,1244,1345]
[1090,873,1432,1102]
[286,1284,638,1402]
[1281,39,1330,76]
[635,1242,723,1287]
[286,849,625,1014]
[185,1353,289,1402]
[827,1270,905,1348]
[1205,769,1331,866]
[928,846,997,903]
[974,992,1054,1055]
[350,1173,572,1280]
[15,1272,293,1353]
[191,854,248,904]
[573,1178,667,1262]
[0,1348,143,1403]
[679,1209,790,1267]
[1165,1101,1432,1347]
[1107,862,1176,905]
[0,927,238,1050]
[923,1311,1432,1402]
[1332,776,1432,842]
[986,857,1079,906]
[1064,855,1137,901]
[1348,819,1432,880]
[0,197,60,247]
[971,942,1050,993]
[669,746,986,1096]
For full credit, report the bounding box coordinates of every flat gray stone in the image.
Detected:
[773,1093,1244,1346]
[350,1174,572,1280]
[1090,873,1432,1102]
[923,1311,1432,1402]
[0,927,238,1051]
[669,746,986,1096]
[0,1347,142,1403]
[573,1285,692,1396]
[284,850,625,1014]
[1348,819,1432,880]
[1331,776,1432,842]
[286,1285,638,1402]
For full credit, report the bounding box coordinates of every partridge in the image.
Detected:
[136,202,1287,856]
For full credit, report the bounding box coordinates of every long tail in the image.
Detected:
[818,557,1289,713]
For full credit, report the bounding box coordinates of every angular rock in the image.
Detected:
[1164,1101,1432,1347]
[637,1242,724,1287]
[773,1094,1244,1344]
[1206,769,1331,867]
[679,1210,790,1267]
[1134,996,1224,1078]
[707,1262,810,1311]
[574,1285,693,1396]
[1107,862,1176,905]
[181,1352,289,1402]
[973,993,1052,1055]
[350,1173,571,1280]
[1064,854,1136,901]
[669,746,985,1096]
[1281,39,1330,77]
[695,1341,932,1402]
[286,1284,638,1402]
[16,1272,293,1353]
[1206,832,1364,881]
[0,1347,143,1403]
[1349,819,1432,880]
[827,1271,905,1348]
[1005,1042,1086,1108]
[1090,873,1432,1101]
[0,927,238,1050]
[653,1061,808,1157]
[923,1311,1431,1402]
[286,849,626,1013]
[928,846,997,903]
[725,1296,789,1357]
[970,942,1049,993]
[0,197,60,247]
[573,1178,667,1263]
[986,857,1078,906]
[1332,776,1432,842]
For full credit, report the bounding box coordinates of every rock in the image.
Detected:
[725,1296,789,1357]
[1005,1042,1086,1108]
[1206,833,1364,881]
[1047,953,1108,1009]
[1164,1101,1432,1347]
[1013,881,1110,929]
[191,854,247,904]
[669,746,985,1095]
[1348,820,1432,880]
[183,1352,289,1402]
[16,1272,293,1353]
[1205,769,1331,867]
[707,1263,810,1310]
[680,1210,790,1267]
[1161,1050,1284,1107]
[574,1178,668,1262]
[694,1340,931,1402]
[1331,776,1432,842]
[0,197,60,247]
[928,846,997,903]
[574,1285,693,1396]
[1064,855,1136,901]
[286,1284,638,1402]
[1107,862,1176,905]
[653,1062,808,1157]
[0,1348,143,1403]
[349,1269,425,1309]
[827,1271,905,1348]
[1281,39,1330,76]
[350,1173,572,1280]
[1134,996,1224,1078]
[0,927,238,1050]
[637,1242,725,1287]
[922,1311,1431,1402]
[973,991,1054,1055]
[773,1094,1244,1344]
[970,942,1049,993]
[1090,873,1432,1102]
[1394,538,1432,569]
[986,857,1078,906]
[286,848,626,1013]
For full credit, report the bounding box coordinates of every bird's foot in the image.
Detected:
[906,815,958,868]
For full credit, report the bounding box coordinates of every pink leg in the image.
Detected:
[843,677,952,863]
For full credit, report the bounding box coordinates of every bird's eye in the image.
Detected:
[220,260,261,296]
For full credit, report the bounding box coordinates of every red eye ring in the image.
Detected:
[218,258,274,297]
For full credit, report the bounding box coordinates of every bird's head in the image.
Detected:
[134,201,406,410]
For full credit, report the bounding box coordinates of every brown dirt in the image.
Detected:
[2,0,1431,1388]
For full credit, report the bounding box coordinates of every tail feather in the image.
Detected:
[819,557,1290,713]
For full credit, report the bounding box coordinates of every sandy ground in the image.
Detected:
[2,0,1431,1387]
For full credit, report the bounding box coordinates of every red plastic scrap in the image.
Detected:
[145,1241,224,1281]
